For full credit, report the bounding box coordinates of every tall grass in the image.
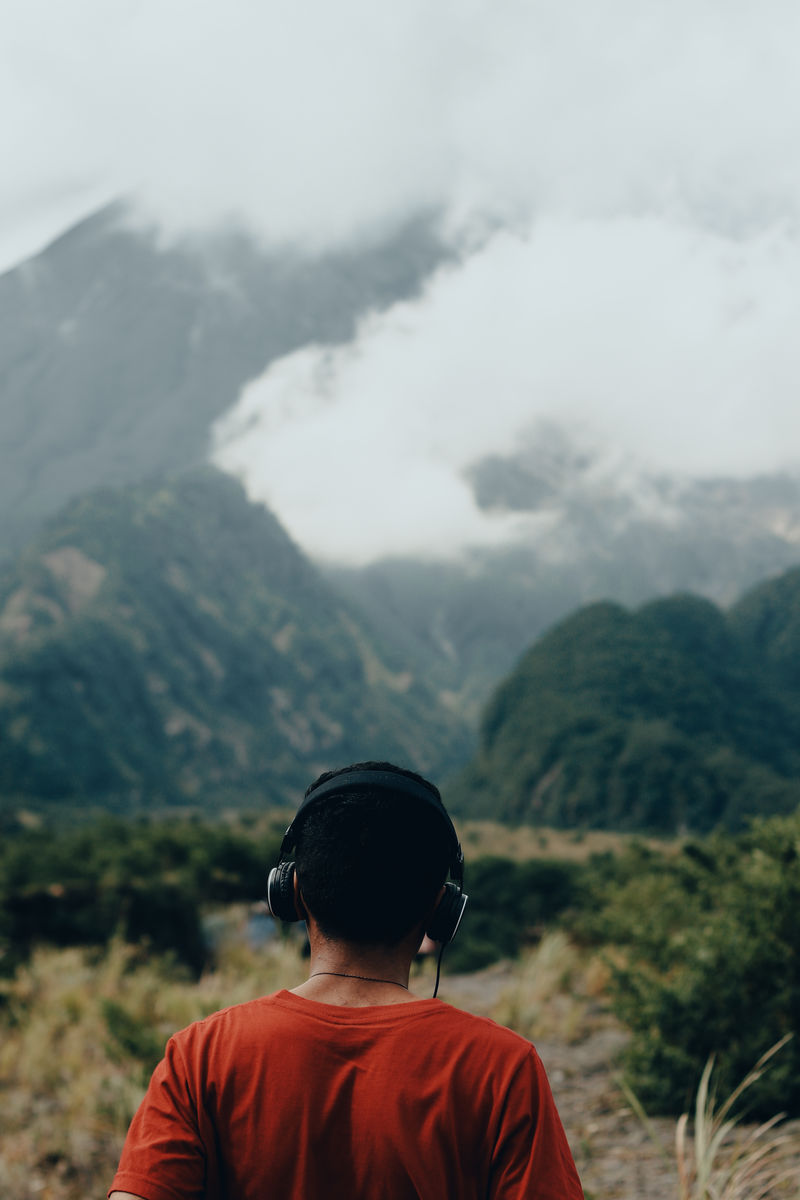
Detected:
[0,918,306,1200]
[624,1036,799,1200]
[675,1037,798,1200]
[491,930,611,1043]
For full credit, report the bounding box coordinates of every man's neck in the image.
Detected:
[290,929,420,1006]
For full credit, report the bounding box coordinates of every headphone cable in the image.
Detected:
[432,940,446,999]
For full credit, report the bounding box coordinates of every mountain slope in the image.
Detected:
[0,471,471,815]
[0,203,447,560]
[453,581,800,833]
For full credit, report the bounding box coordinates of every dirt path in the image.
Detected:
[535,1028,678,1200]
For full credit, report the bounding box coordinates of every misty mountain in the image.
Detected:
[0,470,471,816]
[0,202,447,561]
[452,571,800,834]
[329,428,800,718]
[4,210,800,732]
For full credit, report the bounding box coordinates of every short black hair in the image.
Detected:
[294,761,453,945]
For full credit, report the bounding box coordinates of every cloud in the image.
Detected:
[4,0,800,254]
[7,0,800,563]
[212,216,800,562]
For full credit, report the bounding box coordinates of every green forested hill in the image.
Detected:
[730,565,800,694]
[0,470,471,816]
[454,580,800,833]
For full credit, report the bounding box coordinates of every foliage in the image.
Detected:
[102,997,167,1082]
[573,812,800,1119]
[0,810,582,981]
[3,802,800,1130]
[456,580,800,834]
[443,855,580,972]
[0,814,283,976]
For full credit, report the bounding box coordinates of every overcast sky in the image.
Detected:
[6,0,800,560]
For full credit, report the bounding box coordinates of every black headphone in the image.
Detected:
[266,768,468,945]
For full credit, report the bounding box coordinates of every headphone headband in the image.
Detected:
[280,768,463,886]
[266,766,469,972]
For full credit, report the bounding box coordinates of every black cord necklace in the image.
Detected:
[309,971,409,990]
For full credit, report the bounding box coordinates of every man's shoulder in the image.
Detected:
[432,1001,538,1057]
[168,991,538,1073]
[168,991,286,1049]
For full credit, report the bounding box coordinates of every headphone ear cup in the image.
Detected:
[426,882,468,944]
[266,861,302,922]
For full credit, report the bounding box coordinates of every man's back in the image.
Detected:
[110,764,583,1200]
[110,990,582,1200]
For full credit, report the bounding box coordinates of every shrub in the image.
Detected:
[588,814,800,1118]
[0,814,283,975]
[445,856,579,972]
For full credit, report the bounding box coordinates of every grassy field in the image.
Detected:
[5,926,596,1199]
[1,817,797,1200]
[2,914,797,1200]
[0,923,307,1199]
[458,819,678,862]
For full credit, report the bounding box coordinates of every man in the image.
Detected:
[109,761,583,1199]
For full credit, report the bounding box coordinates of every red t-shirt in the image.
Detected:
[110,990,583,1199]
